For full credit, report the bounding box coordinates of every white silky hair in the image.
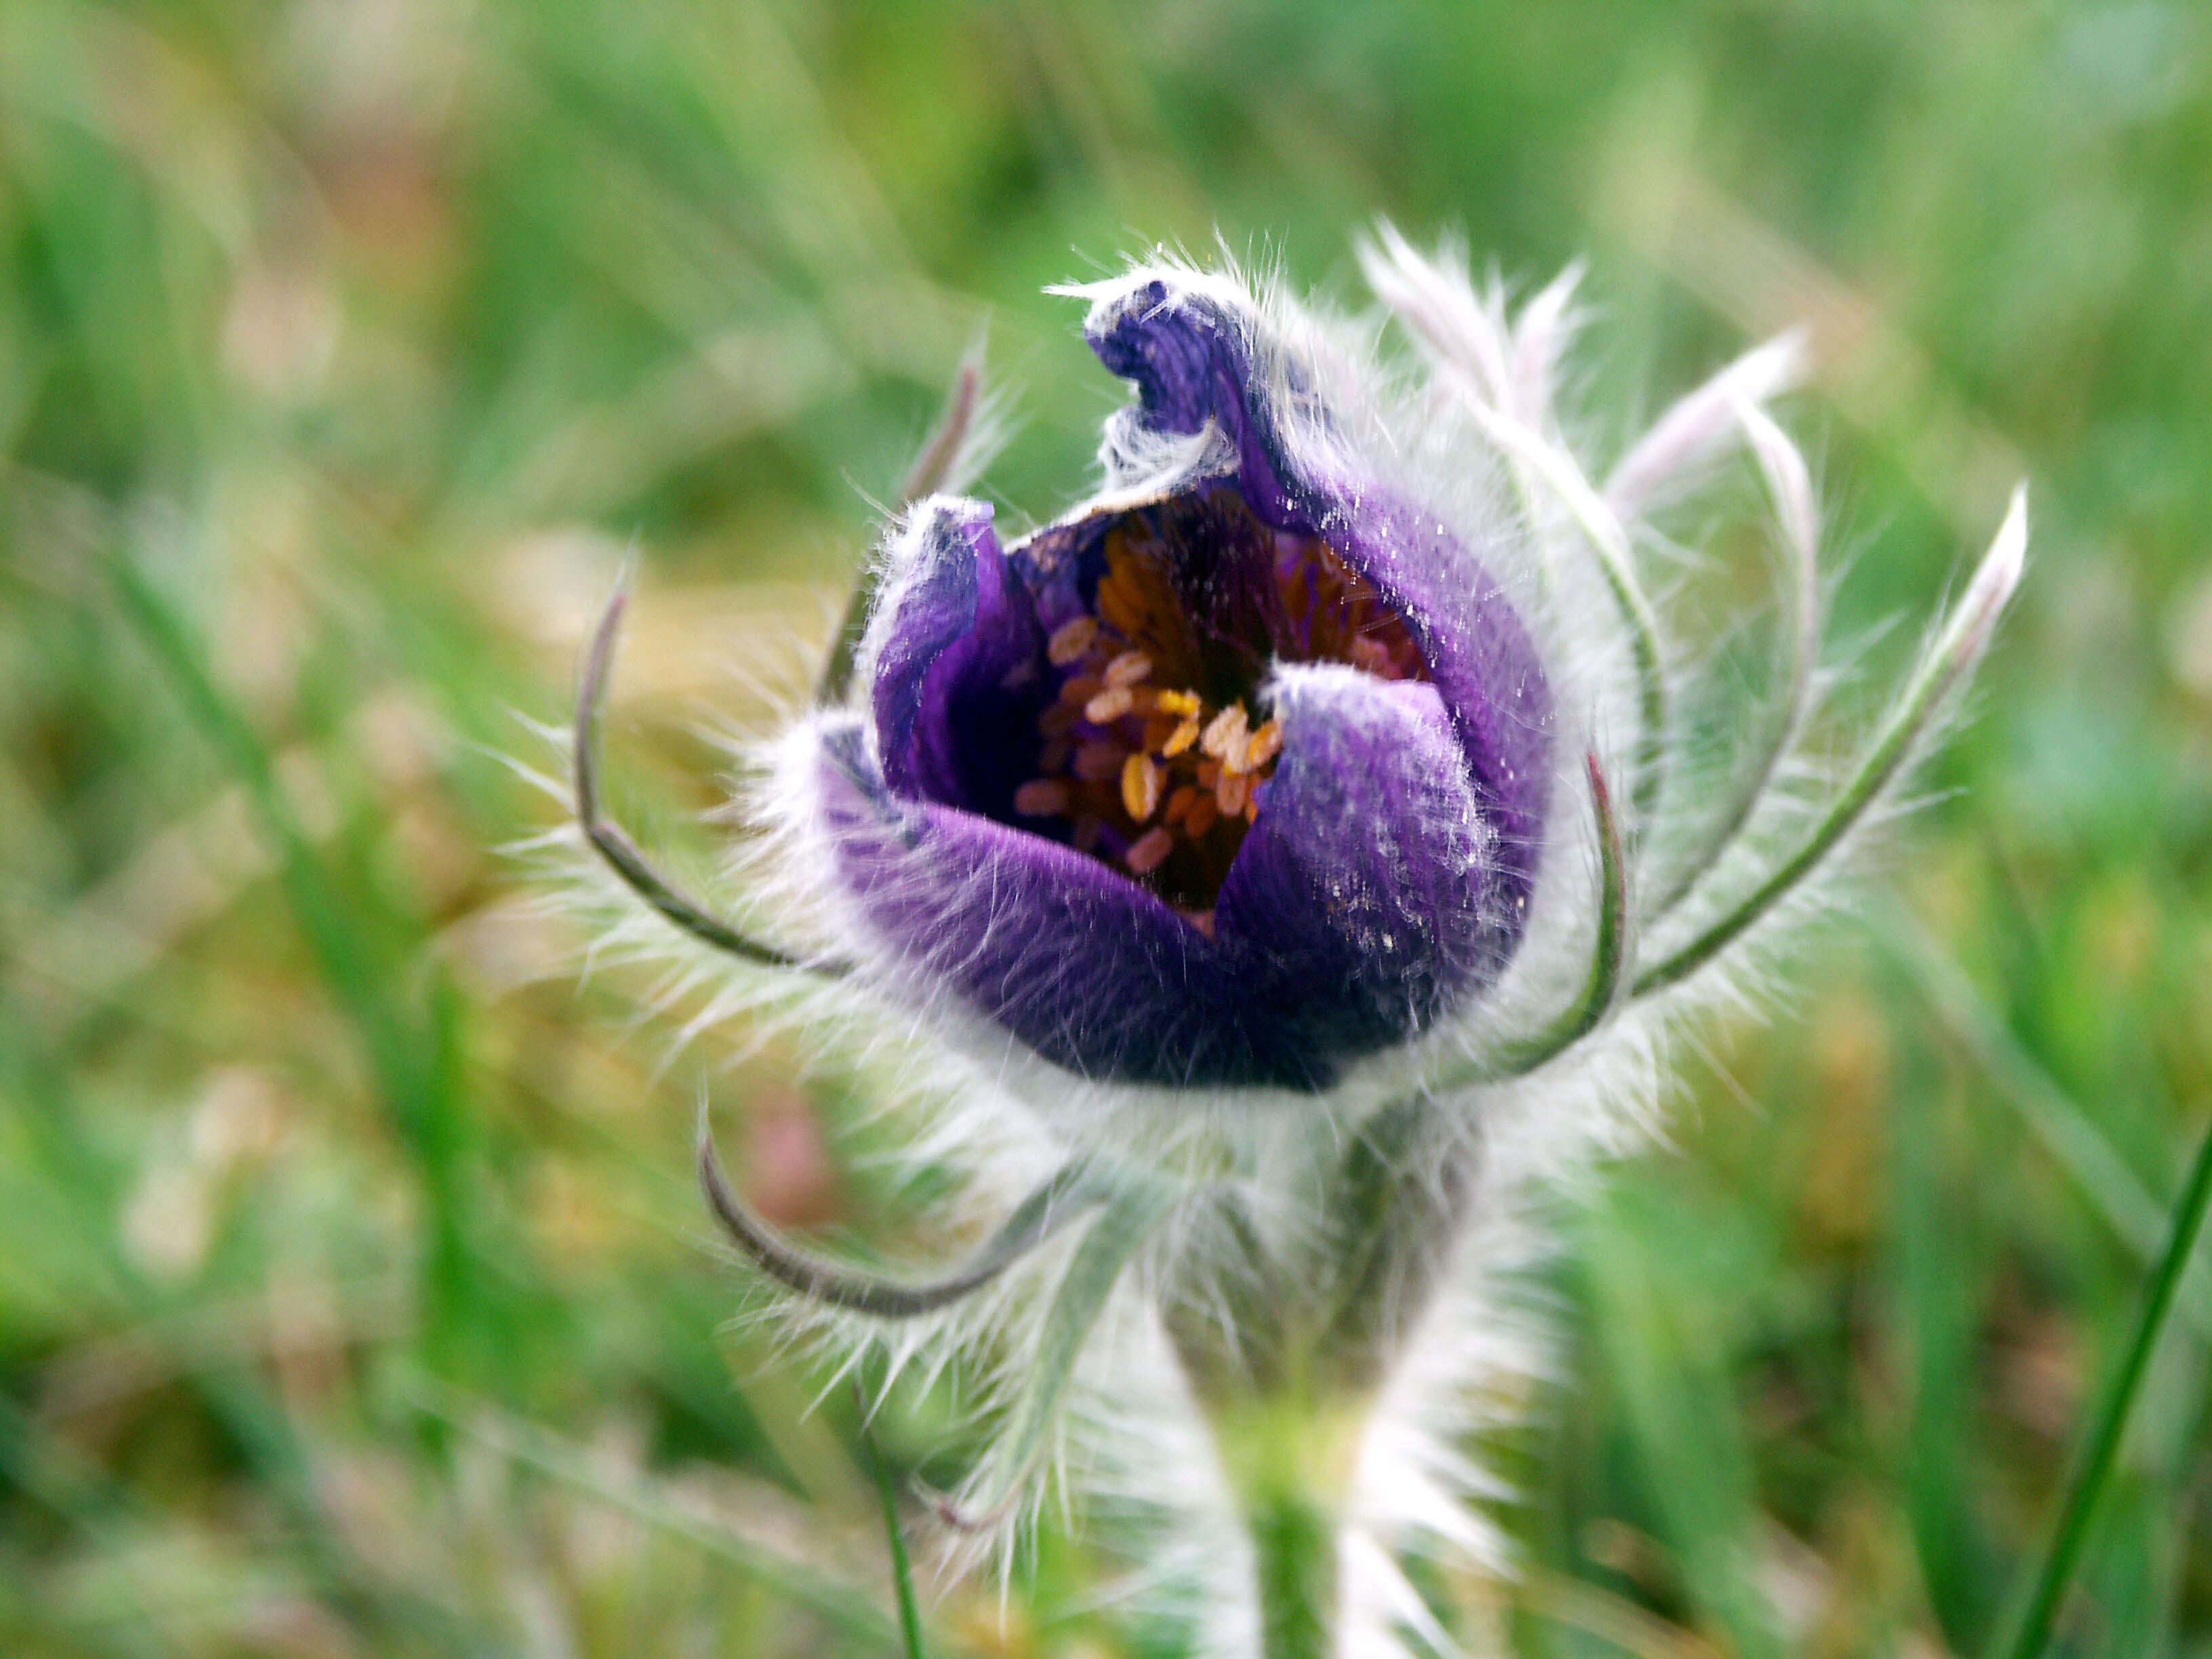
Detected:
[543,230,2020,1658]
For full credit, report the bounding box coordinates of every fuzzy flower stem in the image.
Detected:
[1249,1481,1340,1659]
[1206,1395,1368,1659]
[1167,1101,1475,1659]
[819,355,983,705]
[698,1124,1103,1317]
[576,581,825,971]
[1634,487,2026,998]
[1460,399,1669,834]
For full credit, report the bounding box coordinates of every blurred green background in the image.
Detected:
[4,0,2209,1654]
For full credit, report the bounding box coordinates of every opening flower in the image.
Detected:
[562,233,2025,1659]
[813,277,1553,1091]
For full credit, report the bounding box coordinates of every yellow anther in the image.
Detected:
[1098,578,1145,638]
[1200,702,1249,762]
[1162,716,1202,758]
[1121,752,1164,823]
[1047,615,1099,666]
[1073,741,1127,781]
[1103,649,1153,689]
[1013,779,1072,817]
[1244,719,1284,771]
[1084,684,1136,724]
[1153,689,1201,718]
[1124,826,1173,875]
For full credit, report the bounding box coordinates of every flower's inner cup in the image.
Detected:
[1012,484,1427,928]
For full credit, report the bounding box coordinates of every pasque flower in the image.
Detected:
[814,273,1553,1092]
[567,234,2024,1658]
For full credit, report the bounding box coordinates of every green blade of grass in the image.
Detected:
[1992,1107,2212,1659]
[856,1389,928,1659]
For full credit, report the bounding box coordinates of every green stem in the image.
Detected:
[1203,1395,1367,1659]
[1993,1106,2212,1659]
[1247,1483,1340,1659]
[855,1393,927,1659]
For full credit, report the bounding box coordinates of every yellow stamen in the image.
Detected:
[1084,684,1136,724]
[1154,689,1201,718]
[1073,741,1127,781]
[1097,573,1146,638]
[1244,719,1284,771]
[1103,649,1153,689]
[1125,826,1173,875]
[1047,615,1099,666]
[1121,752,1164,823]
[1200,702,1249,762]
[1013,779,1072,817]
[1162,717,1202,758]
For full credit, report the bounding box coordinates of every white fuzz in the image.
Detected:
[554,229,2024,1658]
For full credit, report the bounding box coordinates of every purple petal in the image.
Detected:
[1085,276,1553,907]
[863,499,1048,818]
[1216,665,1507,1051]
[818,723,1364,1090]
[1084,279,1303,522]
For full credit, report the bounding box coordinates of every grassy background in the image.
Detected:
[4,0,2209,1654]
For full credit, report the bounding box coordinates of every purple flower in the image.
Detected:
[805,275,1554,1090]
[570,236,2026,1651]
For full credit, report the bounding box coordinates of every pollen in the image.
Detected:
[1014,778,1073,817]
[1216,771,1251,819]
[1014,491,1427,908]
[1073,740,1128,781]
[1124,826,1173,875]
[1102,649,1153,689]
[1121,752,1164,822]
[1200,703,1250,763]
[1084,684,1136,724]
[1243,719,1284,772]
[1047,615,1099,666]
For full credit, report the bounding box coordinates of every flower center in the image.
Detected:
[1012,486,1427,927]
